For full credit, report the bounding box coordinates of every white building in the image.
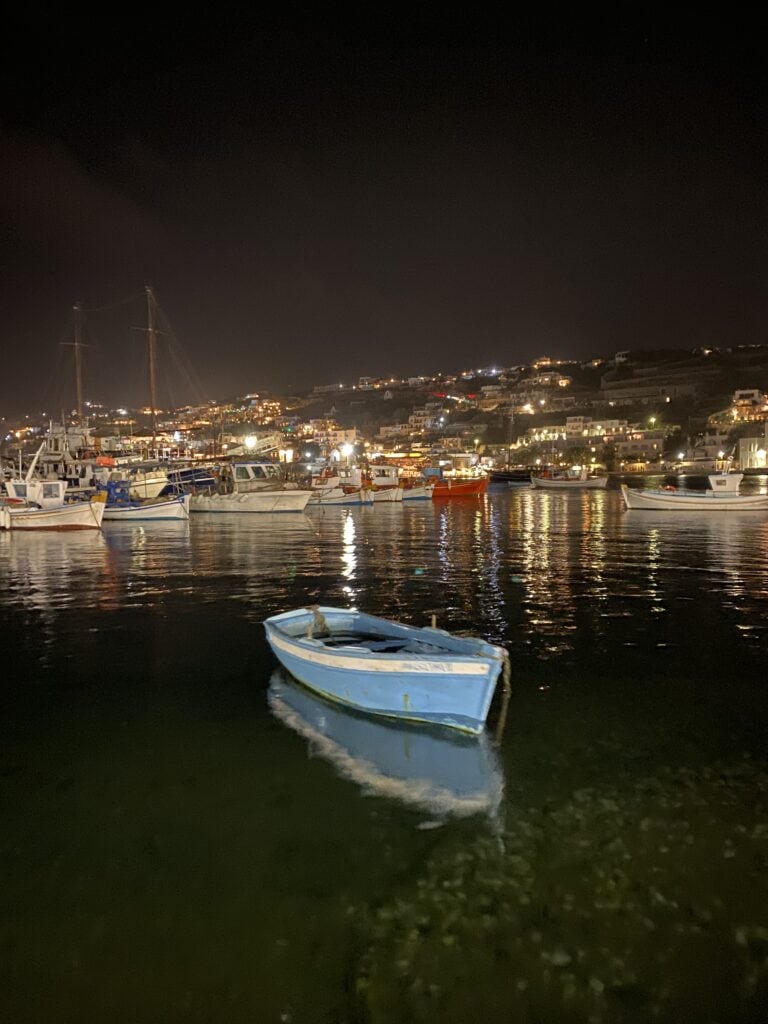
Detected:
[738,423,768,469]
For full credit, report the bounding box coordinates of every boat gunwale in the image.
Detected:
[264,607,504,664]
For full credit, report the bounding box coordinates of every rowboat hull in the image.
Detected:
[264,606,507,734]
[431,479,488,498]
[6,499,105,530]
[531,476,608,489]
[103,495,191,521]
[621,484,768,511]
[190,490,312,513]
[308,487,374,506]
[268,671,504,818]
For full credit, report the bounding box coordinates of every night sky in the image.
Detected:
[1,14,766,415]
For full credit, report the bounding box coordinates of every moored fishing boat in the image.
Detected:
[190,461,312,514]
[100,481,190,521]
[264,605,509,735]
[621,473,768,511]
[369,464,403,502]
[431,477,488,498]
[531,467,608,489]
[308,486,374,506]
[5,499,105,530]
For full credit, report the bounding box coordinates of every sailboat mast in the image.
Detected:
[72,302,84,419]
[146,286,158,448]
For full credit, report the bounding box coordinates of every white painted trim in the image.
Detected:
[269,632,490,676]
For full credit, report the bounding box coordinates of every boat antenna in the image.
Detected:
[146,286,158,450]
[60,301,87,421]
[73,302,84,420]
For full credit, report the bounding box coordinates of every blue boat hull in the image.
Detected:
[264,608,506,734]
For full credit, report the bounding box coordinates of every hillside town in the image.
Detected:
[5,345,768,476]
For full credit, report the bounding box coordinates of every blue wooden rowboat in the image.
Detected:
[263,606,510,735]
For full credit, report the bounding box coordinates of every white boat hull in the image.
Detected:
[308,487,373,506]
[190,490,312,513]
[621,484,768,511]
[402,485,434,500]
[128,473,169,500]
[531,476,608,489]
[7,500,105,530]
[372,486,403,502]
[102,495,190,521]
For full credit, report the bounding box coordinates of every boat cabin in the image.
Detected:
[707,473,744,495]
[4,479,68,509]
[221,462,288,493]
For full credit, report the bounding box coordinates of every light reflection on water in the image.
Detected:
[2,489,768,1022]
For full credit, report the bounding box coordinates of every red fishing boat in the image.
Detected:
[431,477,489,498]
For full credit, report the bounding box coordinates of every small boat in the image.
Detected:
[307,473,373,506]
[101,481,191,521]
[268,671,504,819]
[531,467,608,489]
[5,498,105,530]
[431,477,488,498]
[190,461,312,514]
[1,443,105,530]
[621,473,768,511]
[369,465,403,502]
[264,606,509,735]
[309,486,374,506]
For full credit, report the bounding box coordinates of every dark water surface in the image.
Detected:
[2,487,767,1023]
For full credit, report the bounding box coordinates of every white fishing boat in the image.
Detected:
[5,498,105,530]
[621,473,768,511]
[102,493,190,521]
[125,467,170,500]
[308,486,374,506]
[531,467,608,489]
[307,471,373,506]
[369,464,404,502]
[190,461,312,514]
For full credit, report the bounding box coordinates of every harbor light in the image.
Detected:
[244,435,257,449]
[340,443,354,458]
[678,451,685,460]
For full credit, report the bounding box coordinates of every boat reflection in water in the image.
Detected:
[268,670,505,821]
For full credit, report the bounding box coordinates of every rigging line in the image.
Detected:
[81,291,144,313]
